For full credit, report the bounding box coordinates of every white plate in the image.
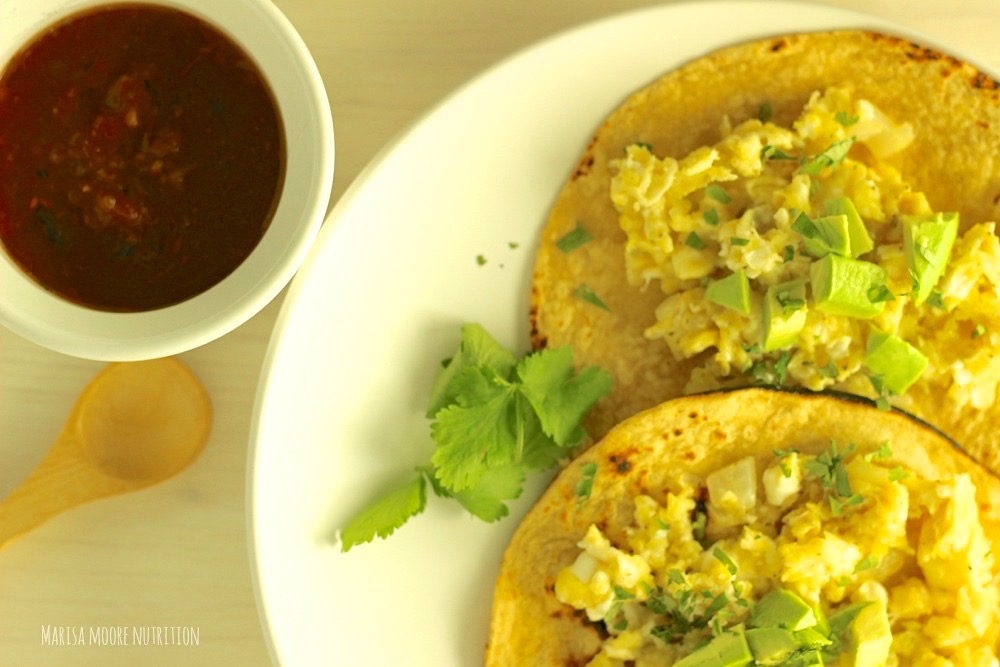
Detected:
[248,3,918,664]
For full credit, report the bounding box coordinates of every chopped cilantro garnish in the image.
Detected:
[574,284,611,311]
[854,555,879,573]
[575,462,598,506]
[556,221,594,253]
[889,467,910,482]
[691,503,708,544]
[803,441,864,516]
[783,245,795,263]
[508,241,520,249]
[867,284,895,304]
[791,211,820,239]
[761,144,796,160]
[706,184,731,204]
[339,324,612,551]
[704,208,720,226]
[819,359,839,380]
[863,442,892,461]
[747,350,792,386]
[758,101,773,122]
[835,111,860,127]
[799,137,856,175]
[730,237,750,247]
[868,373,894,411]
[776,289,806,314]
[926,290,946,310]
[712,547,738,576]
[973,323,987,339]
[476,254,487,266]
[686,231,708,250]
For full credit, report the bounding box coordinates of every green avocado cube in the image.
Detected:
[803,214,852,258]
[865,329,928,395]
[763,279,808,351]
[810,254,887,319]
[706,269,751,314]
[825,197,874,258]
[903,211,959,305]
[749,589,817,631]
[746,628,800,666]
[843,602,892,667]
[674,625,754,667]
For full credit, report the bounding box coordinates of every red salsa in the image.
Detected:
[0,5,284,311]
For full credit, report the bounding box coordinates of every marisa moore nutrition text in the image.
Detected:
[41,624,201,647]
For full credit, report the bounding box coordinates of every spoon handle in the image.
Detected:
[0,434,131,551]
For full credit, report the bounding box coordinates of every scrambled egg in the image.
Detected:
[554,444,1000,666]
[609,87,1000,409]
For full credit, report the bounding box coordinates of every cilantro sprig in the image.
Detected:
[339,323,613,551]
[803,441,864,516]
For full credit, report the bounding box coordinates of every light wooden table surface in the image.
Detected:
[2,1,999,665]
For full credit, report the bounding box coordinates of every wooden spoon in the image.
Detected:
[0,357,212,550]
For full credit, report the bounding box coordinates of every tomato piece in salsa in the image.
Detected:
[0,5,284,311]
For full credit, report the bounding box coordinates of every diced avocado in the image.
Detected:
[825,197,874,258]
[810,254,886,319]
[745,627,800,666]
[706,269,751,315]
[674,625,754,667]
[902,211,959,305]
[749,589,817,631]
[763,279,808,351]
[812,602,831,637]
[827,602,869,639]
[803,214,852,258]
[842,601,892,667]
[865,328,928,395]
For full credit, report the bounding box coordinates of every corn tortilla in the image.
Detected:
[484,387,1000,666]
[528,30,1000,471]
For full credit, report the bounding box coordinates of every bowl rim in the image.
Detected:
[0,0,335,360]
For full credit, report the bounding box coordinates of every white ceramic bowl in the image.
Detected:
[0,0,334,360]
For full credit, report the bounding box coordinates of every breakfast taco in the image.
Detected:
[528,30,1000,472]
[485,388,1000,666]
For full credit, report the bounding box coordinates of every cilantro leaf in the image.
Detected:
[706,184,731,204]
[713,547,738,576]
[575,462,598,506]
[574,284,611,311]
[556,221,594,253]
[517,346,613,446]
[761,144,796,160]
[799,137,856,175]
[340,475,426,551]
[430,375,518,491]
[426,323,516,417]
[342,322,612,549]
[686,231,707,250]
[451,464,525,522]
[835,111,859,127]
